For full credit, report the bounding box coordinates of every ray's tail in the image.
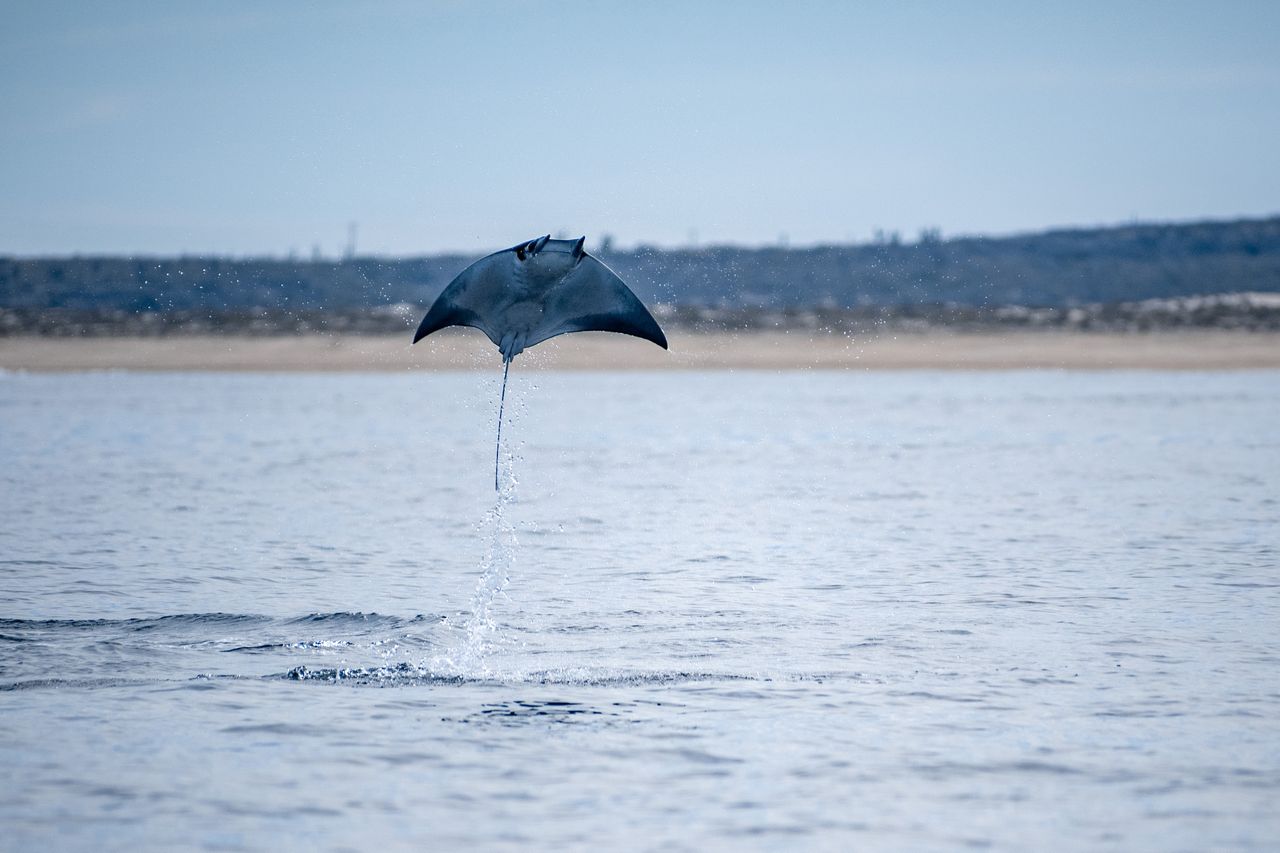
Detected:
[494,359,511,491]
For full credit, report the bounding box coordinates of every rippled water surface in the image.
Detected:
[2,369,1278,851]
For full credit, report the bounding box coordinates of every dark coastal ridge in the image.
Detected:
[3,215,1280,334]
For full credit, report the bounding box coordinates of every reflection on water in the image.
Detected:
[1,370,1279,850]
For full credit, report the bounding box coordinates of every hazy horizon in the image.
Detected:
[3,1,1278,257]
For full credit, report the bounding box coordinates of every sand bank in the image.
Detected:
[1,330,1277,372]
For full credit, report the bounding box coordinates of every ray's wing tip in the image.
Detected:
[646,315,668,350]
[413,310,446,344]
[411,318,430,344]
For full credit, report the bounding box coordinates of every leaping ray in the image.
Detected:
[412,235,668,489]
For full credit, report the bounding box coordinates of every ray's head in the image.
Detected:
[511,234,589,280]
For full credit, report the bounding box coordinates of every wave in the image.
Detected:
[283,612,438,628]
[1,663,838,692]
[0,613,271,632]
[0,676,162,692]
[279,663,798,688]
[0,611,441,634]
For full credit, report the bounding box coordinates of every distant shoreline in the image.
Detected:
[2,330,1278,372]
[5,216,1279,316]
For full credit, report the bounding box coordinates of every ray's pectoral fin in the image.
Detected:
[551,307,668,350]
[413,306,454,343]
[412,257,506,345]
[412,298,484,344]
[532,256,669,351]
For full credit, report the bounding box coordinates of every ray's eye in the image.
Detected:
[515,245,526,261]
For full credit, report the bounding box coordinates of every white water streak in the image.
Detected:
[432,373,521,677]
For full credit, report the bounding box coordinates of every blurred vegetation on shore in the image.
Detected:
[5,293,1278,337]
[3,216,1278,335]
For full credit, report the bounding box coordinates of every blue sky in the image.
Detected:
[2,1,1277,256]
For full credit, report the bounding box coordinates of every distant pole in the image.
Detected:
[345,222,358,260]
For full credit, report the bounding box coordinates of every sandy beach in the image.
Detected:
[1,330,1277,372]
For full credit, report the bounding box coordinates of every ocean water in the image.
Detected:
[1,368,1278,851]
